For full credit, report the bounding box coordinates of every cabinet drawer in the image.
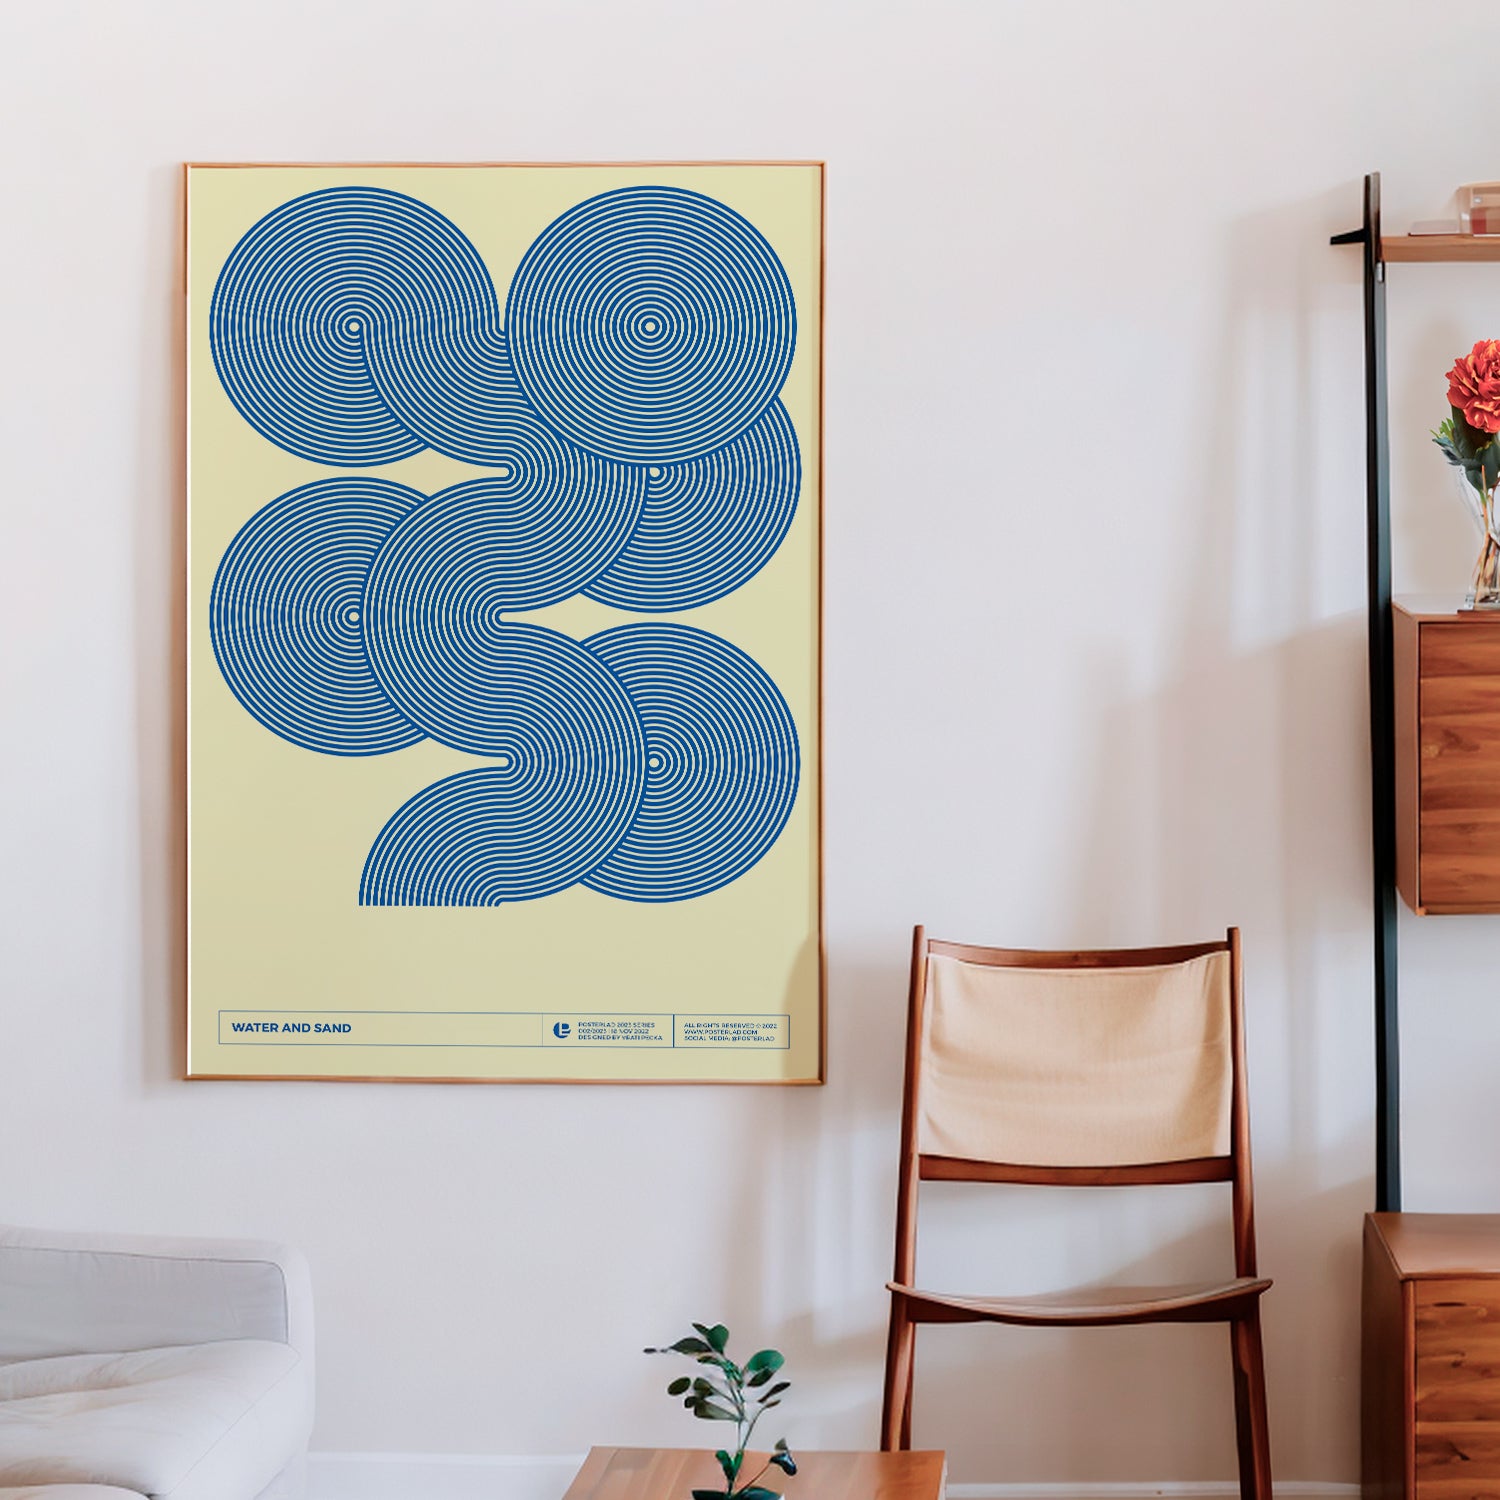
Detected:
[1416,1423,1500,1499]
[1415,1281,1500,1493]
[1419,681,1500,813]
[1422,628,1500,679]
[1420,645,1500,910]
[1395,605,1500,913]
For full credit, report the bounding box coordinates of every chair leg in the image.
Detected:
[881,1303,916,1451]
[1230,1308,1272,1500]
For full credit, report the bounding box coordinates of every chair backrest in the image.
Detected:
[892,926,1256,1279]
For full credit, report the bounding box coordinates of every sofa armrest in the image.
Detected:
[0,1223,313,1372]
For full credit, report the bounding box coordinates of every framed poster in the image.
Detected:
[185,162,823,1083]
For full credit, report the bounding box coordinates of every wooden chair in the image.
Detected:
[882,926,1271,1498]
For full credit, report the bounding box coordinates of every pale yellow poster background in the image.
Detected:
[186,164,822,1082]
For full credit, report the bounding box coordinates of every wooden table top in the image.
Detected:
[563,1447,947,1500]
[1369,1211,1500,1278]
[1392,594,1500,622]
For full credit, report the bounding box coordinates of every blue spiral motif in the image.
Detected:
[360,472,646,758]
[360,751,643,905]
[358,625,645,900]
[209,478,427,755]
[209,181,808,904]
[507,187,796,464]
[581,624,800,902]
[363,509,648,758]
[364,319,549,469]
[361,458,644,622]
[586,400,801,611]
[210,187,499,465]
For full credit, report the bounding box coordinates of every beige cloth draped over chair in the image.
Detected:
[882,928,1271,1500]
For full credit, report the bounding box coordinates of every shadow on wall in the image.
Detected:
[125,161,1377,1480]
[1387,264,1500,589]
[750,185,1377,1485]
[135,160,188,1095]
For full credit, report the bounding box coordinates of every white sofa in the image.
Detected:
[0,1224,314,1500]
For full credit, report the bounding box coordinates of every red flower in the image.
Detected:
[1448,340,1500,435]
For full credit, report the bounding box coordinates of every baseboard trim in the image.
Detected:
[308,1452,586,1500]
[307,1453,1359,1500]
[947,1488,1358,1500]
[950,1489,1358,1499]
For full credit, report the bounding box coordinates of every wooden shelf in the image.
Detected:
[1383,235,1500,263]
[1393,592,1500,622]
[1393,599,1500,915]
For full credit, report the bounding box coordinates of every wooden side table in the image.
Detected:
[564,1447,947,1500]
[1364,1212,1500,1499]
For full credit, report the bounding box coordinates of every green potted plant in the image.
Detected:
[646,1323,797,1500]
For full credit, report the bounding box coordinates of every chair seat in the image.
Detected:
[889,1276,1271,1327]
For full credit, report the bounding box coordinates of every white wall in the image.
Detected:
[3,0,1499,1484]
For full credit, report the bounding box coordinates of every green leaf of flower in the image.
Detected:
[669,1337,712,1355]
[667,1377,691,1397]
[746,1349,784,1373]
[1453,407,1477,458]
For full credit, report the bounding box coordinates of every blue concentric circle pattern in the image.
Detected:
[586,399,801,611]
[363,320,545,469]
[507,186,797,464]
[581,624,800,902]
[360,756,641,905]
[359,620,647,899]
[362,539,647,760]
[208,180,807,904]
[360,476,647,759]
[209,478,427,755]
[358,464,644,623]
[210,187,499,466]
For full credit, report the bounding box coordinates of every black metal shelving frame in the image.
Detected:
[1333,173,1400,1213]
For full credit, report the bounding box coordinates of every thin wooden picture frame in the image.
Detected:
[181,160,826,1085]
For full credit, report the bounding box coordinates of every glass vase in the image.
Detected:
[1452,468,1500,609]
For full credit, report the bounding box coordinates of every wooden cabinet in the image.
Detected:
[1393,598,1500,913]
[1363,1213,1500,1500]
